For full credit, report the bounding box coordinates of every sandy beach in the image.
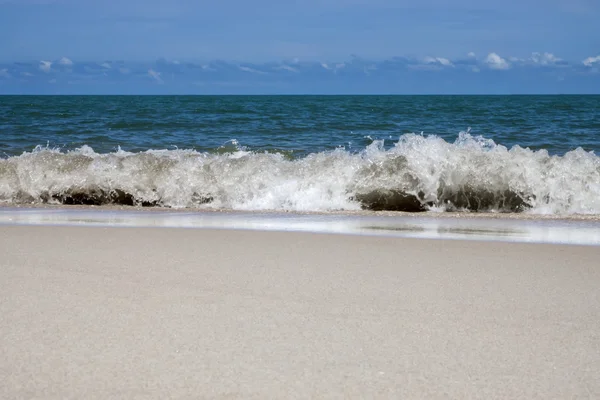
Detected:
[1,225,599,399]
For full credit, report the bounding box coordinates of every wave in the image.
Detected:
[1,132,599,214]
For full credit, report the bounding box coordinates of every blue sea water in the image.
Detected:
[1,95,599,214]
[2,95,600,156]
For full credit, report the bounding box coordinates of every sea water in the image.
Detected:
[1,95,599,215]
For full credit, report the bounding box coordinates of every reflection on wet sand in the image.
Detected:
[1,207,599,246]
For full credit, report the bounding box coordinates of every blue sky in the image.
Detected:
[1,0,599,94]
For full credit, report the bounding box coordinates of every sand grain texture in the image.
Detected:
[1,226,599,399]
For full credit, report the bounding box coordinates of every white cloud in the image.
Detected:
[238,65,267,74]
[467,52,476,58]
[484,53,510,70]
[21,71,33,77]
[100,62,112,69]
[0,68,10,78]
[58,57,73,66]
[319,62,346,73]
[320,62,347,74]
[147,69,163,83]
[276,65,299,73]
[471,66,480,73]
[530,52,561,65]
[48,78,57,84]
[423,56,453,66]
[39,60,52,73]
[583,55,600,67]
[502,52,565,67]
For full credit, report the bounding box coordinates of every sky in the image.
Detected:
[1,0,599,94]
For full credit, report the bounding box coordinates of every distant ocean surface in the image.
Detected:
[1,95,599,215]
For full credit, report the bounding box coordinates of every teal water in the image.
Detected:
[1,95,599,214]
[2,95,599,156]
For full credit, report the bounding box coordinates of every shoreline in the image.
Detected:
[2,225,599,399]
[2,205,600,246]
[2,202,600,222]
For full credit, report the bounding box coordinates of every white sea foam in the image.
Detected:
[1,132,599,215]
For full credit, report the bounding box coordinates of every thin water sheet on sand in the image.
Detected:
[1,206,600,245]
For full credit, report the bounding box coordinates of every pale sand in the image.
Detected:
[1,226,599,399]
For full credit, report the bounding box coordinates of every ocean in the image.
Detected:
[1,95,599,215]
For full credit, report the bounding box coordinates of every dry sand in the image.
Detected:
[1,225,599,399]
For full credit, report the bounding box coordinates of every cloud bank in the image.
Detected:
[583,55,600,67]
[1,52,599,94]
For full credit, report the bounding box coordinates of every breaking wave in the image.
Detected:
[1,132,599,215]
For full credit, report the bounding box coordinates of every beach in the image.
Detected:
[2,224,599,399]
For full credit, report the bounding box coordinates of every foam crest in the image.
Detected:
[1,133,599,215]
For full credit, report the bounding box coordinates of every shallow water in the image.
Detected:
[2,207,599,246]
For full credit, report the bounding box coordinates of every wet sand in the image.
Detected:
[1,225,599,399]
[3,202,600,222]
